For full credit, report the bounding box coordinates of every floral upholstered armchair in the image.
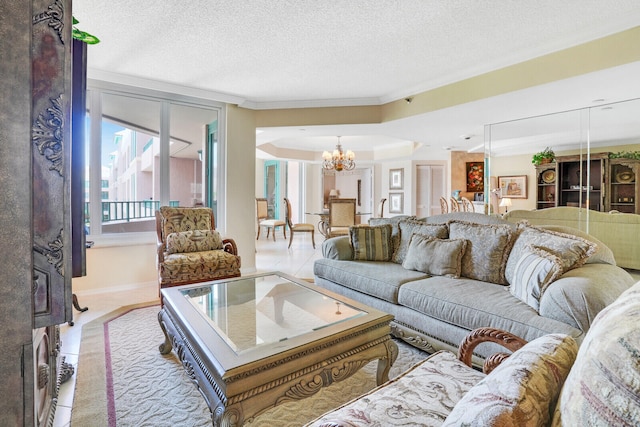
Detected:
[155,206,241,292]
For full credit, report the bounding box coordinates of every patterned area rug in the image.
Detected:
[72,303,428,426]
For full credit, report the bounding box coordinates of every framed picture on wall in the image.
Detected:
[389,192,404,213]
[389,168,404,190]
[466,162,484,192]
[498,175,528,199]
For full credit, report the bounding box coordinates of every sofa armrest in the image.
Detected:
[321,236,353,260]
[457,327,528,374]
[539,263,634,332]
[222,238,238,256]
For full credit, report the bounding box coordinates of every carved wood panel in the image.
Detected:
[32,0,72,328]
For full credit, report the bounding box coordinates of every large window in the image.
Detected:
[84,83,225,237]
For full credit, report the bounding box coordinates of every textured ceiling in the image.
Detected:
[75,0,640,107]
[74,1,640,159]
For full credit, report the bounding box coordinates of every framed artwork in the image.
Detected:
[466,162,484,192]
[499,175,528,199]
[389,192,404,213]
[389,168,404,190]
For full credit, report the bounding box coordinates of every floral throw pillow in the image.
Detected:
[166,230,223,254]
[443,334,578,427]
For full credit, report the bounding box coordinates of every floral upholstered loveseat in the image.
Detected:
[307,280,640,426]
[155,206,241,292]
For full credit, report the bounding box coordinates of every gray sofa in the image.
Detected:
[313,212,635,362]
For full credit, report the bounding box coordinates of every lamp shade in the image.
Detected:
[499,198,512,207]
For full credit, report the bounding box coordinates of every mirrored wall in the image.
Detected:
[485,97,640,269]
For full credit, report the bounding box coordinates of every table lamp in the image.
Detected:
[499,197,512,213]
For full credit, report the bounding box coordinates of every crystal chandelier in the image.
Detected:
[322,136,355,172]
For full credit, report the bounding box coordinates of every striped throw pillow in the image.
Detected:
[510,246,563,311]
[350,224,393,261]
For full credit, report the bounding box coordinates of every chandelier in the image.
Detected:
[322,136,355,172]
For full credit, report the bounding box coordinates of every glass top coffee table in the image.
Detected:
[158,272,397,426]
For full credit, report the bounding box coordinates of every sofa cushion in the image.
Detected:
[448,220,515,285]
[165,229,223,254]
[369,215,416,255]
[443,334,578,427]
[314,258,428,304]
[402,235,467,278]
[160,250,241,286]
[307,350,486,427]
[392,220,448,264]
[398,277,581,344]
[510,246,564,311]
[350,224,393,261]
[552,281,640,426]
[538,224,616,265]
[505,223,596,286]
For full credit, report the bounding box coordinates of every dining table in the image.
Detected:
[305,211,372,238]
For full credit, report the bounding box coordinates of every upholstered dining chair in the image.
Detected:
[328,198,356,238]
[377,198,387,218]
[439,196,449,214]
[256,198,286,241]
[155,206,241,294]
[461,196,475,212]
[449,197,460,212]
[284,197,315,249]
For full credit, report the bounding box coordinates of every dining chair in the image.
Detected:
[328,198,356,238]
[256,198,286,241]
[439,196,449,214]
[284,198,315,249]
[377,198,387,218]
[449,197,460,212]
[461,196,474,212]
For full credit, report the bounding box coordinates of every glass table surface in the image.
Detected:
[181,273,365,354]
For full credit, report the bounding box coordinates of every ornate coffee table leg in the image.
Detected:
[157,309,173,355]
[376,338,398,385]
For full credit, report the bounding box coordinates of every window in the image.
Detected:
[84,83,225,237]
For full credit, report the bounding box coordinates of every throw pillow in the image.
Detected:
[552,282,640,426]
[166,229,223,254]
[350,224,393,261]
[443,333,578,427]
[505,223,597,286]
[392,220,448,264]
[448,220,516,285]
[402,234,467,278]
[369,215,416,256]
[510,246,564,311]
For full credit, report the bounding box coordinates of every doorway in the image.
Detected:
[416,164,446,217]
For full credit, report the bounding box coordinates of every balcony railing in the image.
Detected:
[84,200,179,223]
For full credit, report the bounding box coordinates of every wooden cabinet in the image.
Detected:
[606,158,640,214]
[535,163,558,210]
[535,153,609,211]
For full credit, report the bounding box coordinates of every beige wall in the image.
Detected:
[73,243,157,294]
[226,105,258,273]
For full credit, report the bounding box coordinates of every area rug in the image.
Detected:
[72,303,428,426]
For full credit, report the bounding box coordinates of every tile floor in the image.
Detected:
[54,231,640,426]
[54,232,321,427]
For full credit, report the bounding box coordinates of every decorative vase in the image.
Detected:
[452,190,461,200]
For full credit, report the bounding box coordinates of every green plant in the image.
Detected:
[531,147,555,166]
[609,151,640,160]
[72,17,100,44]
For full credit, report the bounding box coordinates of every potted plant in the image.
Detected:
[532,147,555,166]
